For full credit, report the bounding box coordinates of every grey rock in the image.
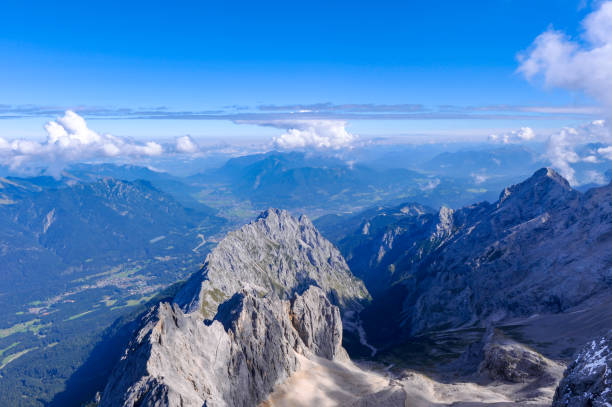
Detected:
[478,328,554,383]
[553,331,612,407]
[290,285,346,360]
[175,208,369,318]
[336,168,612,339]
[99,286,344,407]
[446,326,563,385]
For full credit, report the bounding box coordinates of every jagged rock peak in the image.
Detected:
[553,330,612,406]
[256,207,298,222]
[99,286,346,407]
[174,208,369,317]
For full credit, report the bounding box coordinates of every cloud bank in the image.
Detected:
[518,1,612,118]
[545,120,611,184]
[519,2,612,184]
[235,120,358,149]
[0,102,600,123]
[0,111,203,175]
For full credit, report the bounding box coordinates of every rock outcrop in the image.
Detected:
[477,328,561,384]
[289,286,346,360]
[553,331,612,406]
[174,208,369,317]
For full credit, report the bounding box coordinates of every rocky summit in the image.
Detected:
[98,209,367,407]
[174,208,369,318]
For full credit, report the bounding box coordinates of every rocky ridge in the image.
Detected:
[333,168,612,342]
[96,172,612,407]
[99,209,367,406]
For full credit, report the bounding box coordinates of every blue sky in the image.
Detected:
[0,0,604,141]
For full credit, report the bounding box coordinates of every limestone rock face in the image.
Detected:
[99,287,344,407]
[553,331,612,407]
[174,208,369,318]
[290,286,346,360]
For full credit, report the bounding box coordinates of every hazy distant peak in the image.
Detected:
[531,167,571,188]
[497,167,575,209]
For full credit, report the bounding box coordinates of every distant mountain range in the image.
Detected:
[421,144,542,176]
[0,177,223,305]
[188,150,536,217]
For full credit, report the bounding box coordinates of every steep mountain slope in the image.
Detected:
[315,202,437,295]
[65,163,216,212]
[98,209,369,406]
[99,205,589,407]
[323,168,612,347]
[6,178,202,261]
[0,178,223,298]
[96,175,612,406]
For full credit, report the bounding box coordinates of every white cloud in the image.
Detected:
[547,128,582,185]
[583,154,600,163]
[545,120,611,185]
[420,178,440,191]
[597,145,612,159]
[175,135,200,154]
[584,170,607,185]
[518,2,612,185]
[472,173,489,184]
[235,119,357,149]
[518,1,612,118]
[0,110,164,175]
[488,127,536,144]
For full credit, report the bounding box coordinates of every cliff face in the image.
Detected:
[99,209,367,407]
[99,286,345,407]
